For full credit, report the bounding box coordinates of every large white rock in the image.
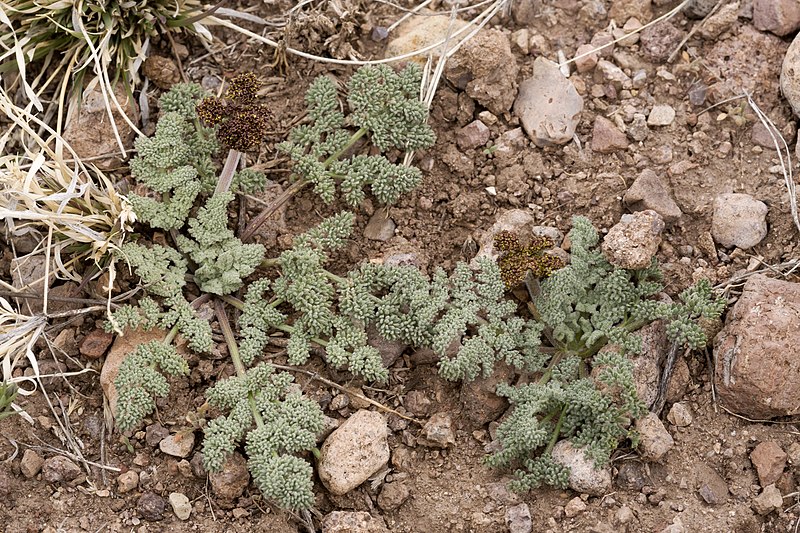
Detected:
[318,410,389,495]
[513,57,583,147]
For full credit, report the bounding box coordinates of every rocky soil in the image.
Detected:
[2,1,800,532]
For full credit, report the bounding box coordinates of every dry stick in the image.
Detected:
[666,0,726,64]
[215,149,242,195]
[268,361,424,425]
[240,178,309,241]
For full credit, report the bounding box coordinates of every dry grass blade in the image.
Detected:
[0,296,43,424]
[0,87,135,284]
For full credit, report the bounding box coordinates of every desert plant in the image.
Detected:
[484,217,726,491]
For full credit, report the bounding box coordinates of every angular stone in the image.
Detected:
[574,44,599,74]
[457,120,490,150]
[385,15,468,64]
[364,208,396,242]
[715,275,800,418]
[753,0,800,36]
[711,193,768,249]
[564,496,588,518]
[421,412,456,448]
[42,456,82,484]
[601,210,665,269]
[666,402,693,427]
[210,452,250,501]
[752,484,783,515]
[159,431,196,458]
[445,29,519,115]
[79,329,114,359]
[552,440,612,496]
[751,441,787,487]
[640,21,685,63]
[20,449,44,479]
[168,492,192,520]
[460,362,512,426]
[636,413,674,462]
[647,104,676,126]
[377,482,410,511]
[624,169,682,225]
[117,470,139,493]
[751,121,781,150]
[143,56,181,90]
[696,464,729,504]
[505,503,532,533]
[591,116,629,153]
[101,327,167,419]
[319,410,389,495]
[513,57,583,147]
[137,491,166,521]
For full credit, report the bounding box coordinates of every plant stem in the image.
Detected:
[240,127,368,242]
[213,299,265,428]
[543,406,567,456]
[215,149,241,195]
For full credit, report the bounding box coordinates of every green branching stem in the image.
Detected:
[213,299,266,430]
[240,127,367,242]
[544,406,567,456]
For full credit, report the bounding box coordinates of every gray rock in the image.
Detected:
[647,104,676,126]
[137,491,166,521]
[145,423,169,448]
[63,83,139,170]
[574,44,599,74]
[505,503,532,533]
[564,496,588,518]
[421,412,456,448]
[596,59,631,91]
[752,484,783,515]
[591,116,629,153]
[751,121,781,150]
[475,209,536,261]
[615,461,649,491]
[601,210,665,270]
[627,113,649,142]
[117,470,139,493]
[377,481,411,511]
[209,452,250,501]
[384,15,468,64]
[666,402,693,427]
[169,492,192,520]
[159,431,195,458]
[753,0,800,36]
[364,208,396,242]
[640,21,685,62]
[636,412,674,462]
[513,57,583,147]
[782,31,800,118]
[42,456,82,484]
[457,120,490,150]
[366,324,406,368]
[552,440,612,496]
[696,464,729,504]
[710,193,768,249]
[624,169,682,225]
[750,441,787,487]
[319,410,389,495]
[684,0,720,18]
[322,511,390,533]
[698,2,740,39]
[20,449,44,479]
[445,29,519,115]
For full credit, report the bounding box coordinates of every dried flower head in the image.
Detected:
[495,230,565,288]
[196,73,272,152]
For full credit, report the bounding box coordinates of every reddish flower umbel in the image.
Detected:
[196,73,272,152]
[494,230,565,288]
